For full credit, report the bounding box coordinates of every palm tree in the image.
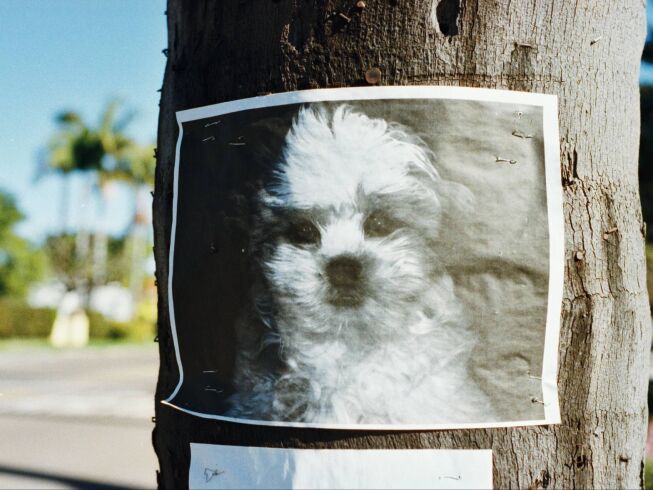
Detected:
[104,142,156,306]
[43,100,135,299]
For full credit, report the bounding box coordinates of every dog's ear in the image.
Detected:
[433,178,474,217]
[401,141,475,242]
[401,139,473,216]
[220,110,295,231]
[248,116,290,173]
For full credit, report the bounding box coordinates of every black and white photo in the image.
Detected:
[163,87,562,429]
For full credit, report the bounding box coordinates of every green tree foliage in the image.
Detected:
[42,99,146,233]
[42,234,83,291]
[41,100,155,299]
[43,233,132,291]
[104,141,156,187]
[0,190,45,297]
[46,100,135,175]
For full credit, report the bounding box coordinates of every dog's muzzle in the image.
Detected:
[325,255,366,307]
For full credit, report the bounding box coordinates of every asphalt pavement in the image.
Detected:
[0,342,159,489]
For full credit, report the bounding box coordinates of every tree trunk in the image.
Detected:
[152,1,650,488]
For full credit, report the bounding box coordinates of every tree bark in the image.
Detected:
[152,1,650,488]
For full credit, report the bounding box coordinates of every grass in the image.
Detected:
[0,338,51,349]
[0,337,155,350]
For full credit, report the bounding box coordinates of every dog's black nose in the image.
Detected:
[325,255,363,289]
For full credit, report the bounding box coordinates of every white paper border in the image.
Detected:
[189,443,493,489]
[163,86,563,430]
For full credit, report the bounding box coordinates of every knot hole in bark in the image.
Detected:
[433,0,461,37]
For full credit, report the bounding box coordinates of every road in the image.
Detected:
[0,342,159,489]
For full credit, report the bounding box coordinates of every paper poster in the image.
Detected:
[163,86,563,429]
[189,444,493,490]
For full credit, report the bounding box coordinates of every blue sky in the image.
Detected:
[0,0,166,241]
[0,1,652,242]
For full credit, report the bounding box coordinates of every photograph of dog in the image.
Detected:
[226,104,496,424]
[166,91,558,428]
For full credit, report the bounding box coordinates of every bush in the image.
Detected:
[88,302,155,341]
[645,457,653,490]
[0,297,155,342]
[0,298,56,338]
[88,311,127,340]
[647,244,653,310]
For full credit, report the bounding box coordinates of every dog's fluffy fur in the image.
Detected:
[227,105,494,425]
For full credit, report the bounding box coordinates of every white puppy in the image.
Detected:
[228,104,494,425]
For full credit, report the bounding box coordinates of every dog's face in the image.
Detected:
[254,106,447,342]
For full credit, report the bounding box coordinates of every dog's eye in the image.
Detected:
[286,219,320,245]
[364,211,400,238]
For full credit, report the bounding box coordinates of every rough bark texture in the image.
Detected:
[153,1,650,488]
